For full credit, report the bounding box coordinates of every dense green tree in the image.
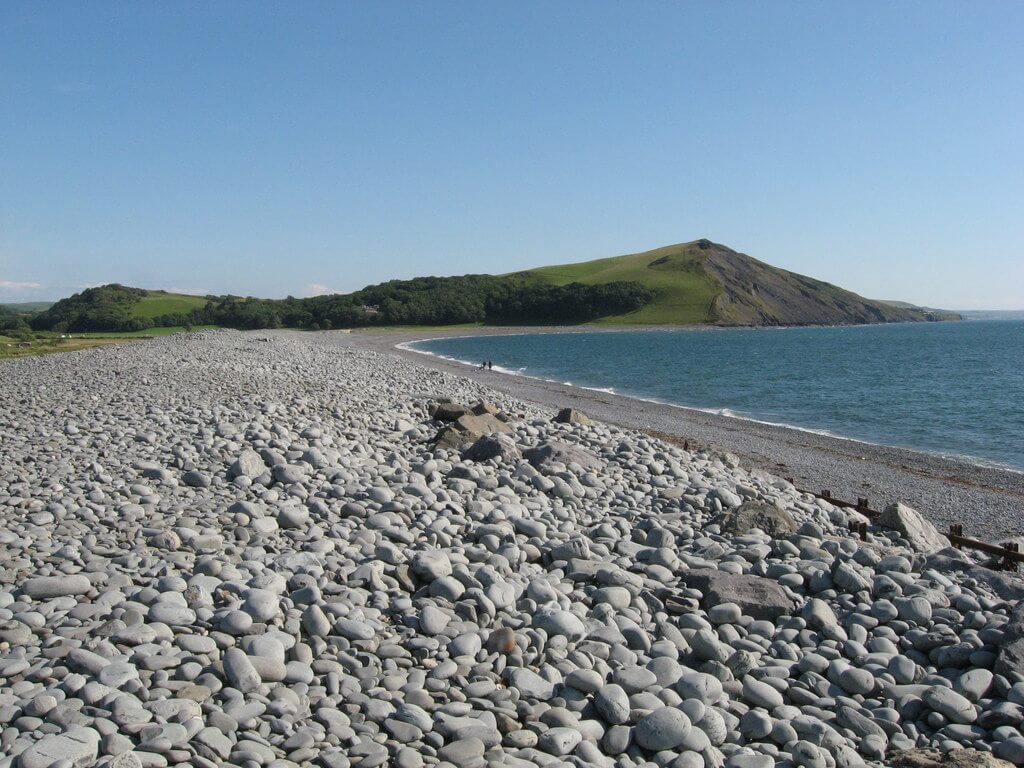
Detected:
[32,276,654,333]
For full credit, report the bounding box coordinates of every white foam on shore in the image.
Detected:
[398,337,1023,474]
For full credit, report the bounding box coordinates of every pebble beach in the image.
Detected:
[1,329,1023,768]
[340,327,1024,542]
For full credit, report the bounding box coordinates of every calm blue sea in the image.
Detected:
[410,317,1024,471]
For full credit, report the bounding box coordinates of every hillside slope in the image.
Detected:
[31,285,208,332]
[519,239,954,325]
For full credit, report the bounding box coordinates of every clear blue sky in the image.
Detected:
[2,3,1021,308]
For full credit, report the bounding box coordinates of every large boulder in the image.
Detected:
[925,548,1024,601]
[878,502,948,552]
[711,500,796,537]
[431,402,473,422]
[19,727,100,768]
[680,569,795,622]
[435,413,512,450]
[462,433,521,463]
[524,441,602,471]
[888,748,1014,768]
[554,407,592,425]
[995,601,1024,678]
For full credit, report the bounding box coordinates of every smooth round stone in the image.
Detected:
[334,618,375,641]
[565,669,603,693]
[602,725,631,755]
[537,727,583,756]
[23,575,92,599]
[923,686,977,724]
[709,602,742,625]
[648,656,683,687]
[677,672,724,705]
[98,662,139,688]
[742,677,783,709]
[591,587,631,610]
[242,589,279,622]
[277,504,309,528]
[955,669,993,702]
[838,667,875,695]
[419,605,449,636]
[533,607,585,639]
[220,610,253,635]
[894,596,933,625]
[634,707,692,751]
[430,577,465,601]
[594,684,631,725]
[614,666,658,694]
[726,756,775,768]
[792,740,828,768]
[888,656,917,685]
[147,603,196,626]
[739,710,773,739]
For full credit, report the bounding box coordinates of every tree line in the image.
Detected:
[29,277,653,332]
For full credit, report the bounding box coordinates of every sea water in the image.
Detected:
[409,317,1024,471]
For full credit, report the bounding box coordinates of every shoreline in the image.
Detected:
[323,325,1024,542]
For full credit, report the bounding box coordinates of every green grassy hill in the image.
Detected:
[0,301,53,313]
[30,239,959,332]
[131,291,208,319]
[30,285,209,332]
[519,242,719,324]
[515,239,952,326]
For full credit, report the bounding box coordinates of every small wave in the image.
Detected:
[582,386,617,395]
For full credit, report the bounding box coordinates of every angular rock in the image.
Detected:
[712,500,796,537]
[436,413,512,449]
[554,407,592,425]
[20,727,100,768]
[680,569,794,622]
[888,749,1014,768]
[878,502,948,552]
[995,601,1024,678]
[462,433,521,463]
[524,440,602,471]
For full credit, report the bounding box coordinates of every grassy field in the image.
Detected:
[75,325,217,338]
[131,291,208,319]
[519,241,720,325]
[0,336,134,360]
[1,325,215,360]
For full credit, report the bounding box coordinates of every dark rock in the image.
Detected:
[431,403,473,422]
[435,413,513,449]
[679,569,795,623]
[462,433,521,463]
[554,408,592,425]
[995,601,1024,678]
